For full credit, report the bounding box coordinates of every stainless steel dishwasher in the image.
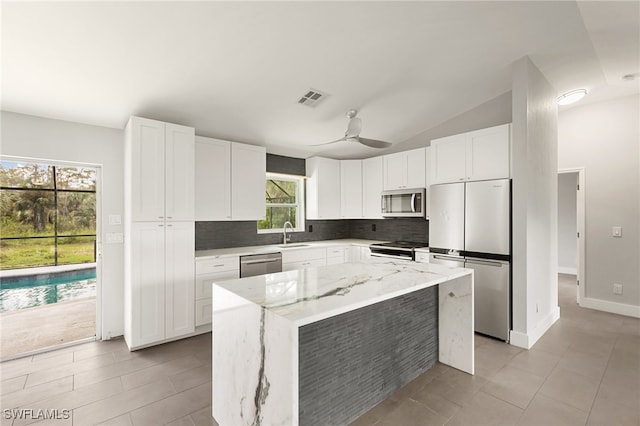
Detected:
[240,252,282,278]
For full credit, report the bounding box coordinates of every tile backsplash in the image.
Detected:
[195,218,428,250]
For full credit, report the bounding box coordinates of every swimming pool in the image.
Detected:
[0,268,96,313]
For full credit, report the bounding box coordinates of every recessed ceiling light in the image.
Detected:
[557,89,587,106]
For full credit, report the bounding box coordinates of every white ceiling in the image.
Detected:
[2,1,639,159]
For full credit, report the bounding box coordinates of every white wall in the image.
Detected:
[1,111,125,338]
[510,57,560,349]
[558,173,577,274]
[558,94,640,315]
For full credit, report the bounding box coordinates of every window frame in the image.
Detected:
[257,173,305,234]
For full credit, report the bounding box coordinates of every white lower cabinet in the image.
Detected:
[283,258,326,271]
[348,246,372,262]
[194,257,240,327]
[282,247,327,271]
[326,246,348,265]
[415,251,430,263]
[127,221,195,348]
[195,299,213,328]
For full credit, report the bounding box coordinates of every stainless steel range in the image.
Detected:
[369,241,429,261]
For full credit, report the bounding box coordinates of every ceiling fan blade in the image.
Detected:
[345,117,362,138]
[309,137,347,147]
[356,137,392,149]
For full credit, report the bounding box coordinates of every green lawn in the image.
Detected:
[0,237,95,270]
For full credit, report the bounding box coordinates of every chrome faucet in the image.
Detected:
[283,221,294,245]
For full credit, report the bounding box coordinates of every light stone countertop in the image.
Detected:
[195,238,385,259]
[213,258,471,326]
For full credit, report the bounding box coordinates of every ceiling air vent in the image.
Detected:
[297,88,329,107]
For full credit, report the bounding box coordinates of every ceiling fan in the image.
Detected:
[311,109,392,149]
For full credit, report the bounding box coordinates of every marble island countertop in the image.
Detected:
[212,257,474,425]
[213,258,470,326]
[196,238,384,259]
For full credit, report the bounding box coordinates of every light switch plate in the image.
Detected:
[108,214,122,225]
[612,226,622,237]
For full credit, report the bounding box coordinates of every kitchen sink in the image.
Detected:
[276,244,310,248]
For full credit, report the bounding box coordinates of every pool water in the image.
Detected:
[0,269,96,313]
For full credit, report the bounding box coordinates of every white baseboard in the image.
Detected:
[509,307,561,349]
[558,267,577,275]
[580,297,640,318]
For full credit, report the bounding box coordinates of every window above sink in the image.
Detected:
[258,173,305,234]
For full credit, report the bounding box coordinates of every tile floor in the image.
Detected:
[1,274,638,425]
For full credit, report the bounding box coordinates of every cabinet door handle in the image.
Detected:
[158,216,164,219]
[158,224,164,227]
[167,216,173,219]
[167,224,173,227]
[458,178,464,181]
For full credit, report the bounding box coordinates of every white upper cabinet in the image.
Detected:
[362,156,384,218]
[467,124,511,181]
[430,133,467,184]
[340,160,363,218]
[165,123,195,221]
[127,117,166,221]
[195,137,231,221]
[406,148,427,188]
[306,157,341,219]
[383,148,426,190]
[126,116,195,222]
[424,147,431,219]
[194,137,265,221]
[431,124,511,184]
[231,143,266,221]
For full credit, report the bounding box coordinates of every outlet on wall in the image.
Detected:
[613,283,623,295]
[612,226,622,237]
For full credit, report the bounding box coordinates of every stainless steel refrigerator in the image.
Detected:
[429,179,511,341]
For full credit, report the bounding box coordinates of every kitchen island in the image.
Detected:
[212,259,474,426]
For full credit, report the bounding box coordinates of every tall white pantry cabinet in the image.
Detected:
[124,116,196,350]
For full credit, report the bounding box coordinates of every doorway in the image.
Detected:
[557,168,585,305]
[0,157,101,360]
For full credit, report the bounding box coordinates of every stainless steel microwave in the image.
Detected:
[381,188,426,218]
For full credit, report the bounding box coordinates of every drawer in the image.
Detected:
[195,298,212,326]
[282,258,326,271]
[281,247,326,264]
[326,246,347,258]
[415,251,430,263]
[196,270,239,299]
[195,256,239,274]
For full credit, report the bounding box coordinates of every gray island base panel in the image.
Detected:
[212,260,474,426]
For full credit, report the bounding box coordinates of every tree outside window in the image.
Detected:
[0,160,97,270]
[258,175,305,232]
